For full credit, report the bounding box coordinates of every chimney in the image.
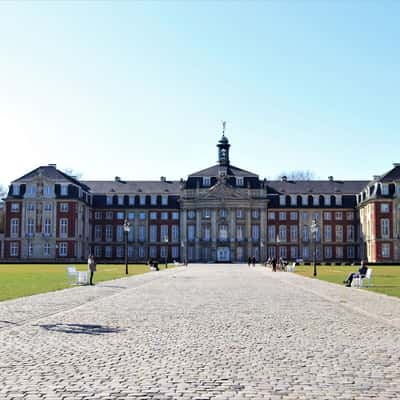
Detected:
[114,176,121,182]
[281,176,287,182]
[373,175,380,180]
[328,176,334,182]
[160,176,166,182]
[393,163,400,167]
[48,164,57,168]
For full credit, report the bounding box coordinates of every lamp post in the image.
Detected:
[164,236,169,268]
[310,219,318,277]
[123,219,131,275]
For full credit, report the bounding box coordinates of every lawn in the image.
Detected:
[295,265,400,299]
[0,263,170,302]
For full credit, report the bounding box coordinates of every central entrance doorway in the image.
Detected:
[217,247,230,262]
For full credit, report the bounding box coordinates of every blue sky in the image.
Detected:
[1,1,399,187]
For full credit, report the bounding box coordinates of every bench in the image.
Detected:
[352,268,372,288]
[286,262,296,272]
[66,266,89,285]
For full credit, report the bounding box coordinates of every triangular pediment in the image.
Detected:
[200,181,248,200]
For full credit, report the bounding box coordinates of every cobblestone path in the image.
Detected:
[1,265,399,399]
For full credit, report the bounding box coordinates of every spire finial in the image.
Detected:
[222,120,226,135]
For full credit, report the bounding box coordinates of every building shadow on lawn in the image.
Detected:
[38,323,126,335]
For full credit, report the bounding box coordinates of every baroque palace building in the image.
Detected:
[1,129,400,264]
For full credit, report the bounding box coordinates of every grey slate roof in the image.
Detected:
[267,180,368,195]
[377,165,400,182]
[189,164,259,178]
[82,180,181,194]
[13,166,90,190]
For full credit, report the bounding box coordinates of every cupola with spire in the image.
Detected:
[217,121,230,166]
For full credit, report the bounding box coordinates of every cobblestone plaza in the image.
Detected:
[1,265,399,399]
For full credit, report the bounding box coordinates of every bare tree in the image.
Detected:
[276,170,316,181]
[62,168,83,180]
[0,184,7,199]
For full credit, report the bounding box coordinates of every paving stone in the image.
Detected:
[0,265,399,399]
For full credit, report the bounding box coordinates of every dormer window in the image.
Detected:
[44,185,53,196]
[324,195,331,206]
[27,184,36,197]
[151,195,157,205]
[203,177,211,187]
[118,196,124,205]
[140,195,146,205]
[60,184,68,196]
[382,184,389,195]
[335,195,342,206]
[13,184,20,196]
[106,196,113,205]
[236,177,244,186]
[313,196,319,206]
[290,195,296,206]
[279,195,285,206]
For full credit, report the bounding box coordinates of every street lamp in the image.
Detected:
[310,219,318,277]
[123,219,131,275]
[164,236,169,268]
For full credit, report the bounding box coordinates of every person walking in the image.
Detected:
[252,256,256,267]
[247,256,251,267]
[272,257,277,272]
[88,255,96,285]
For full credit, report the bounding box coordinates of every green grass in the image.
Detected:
[0,263,171,302]
[295,265,400,298]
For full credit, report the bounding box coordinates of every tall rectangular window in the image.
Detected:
[347,225,354,242]
[335,225,343,242]
[268,212,275,220]
[149,225,157,242]
[381,203,389,213]
[118,196,124,205]
[105,225,113,241]
[105,246,112,258]
[138,247,145,258]
[279,212,286,221]
[278,225,286,242]
[382,243,390,257]
[10,242,19,256]
[138,225,146,241]
[268,225,276,242]
[203,224,211,241]
[172,225,179,242]
[44,243,50,256]
[95,225,102,241]
[27,218,34,236]
[302,225,309,241]
[290,246,298,259]
[151,195,157,205]
[59,242,67,256]
[60,218,68,238]
[161,195,168,205]
[140,195,146,205]
[290,225,298,242]
[381,219,390,238]
[44,218,52,236]
[237,225,244,241]
[251,225,260,241]
[324,225,332,241]
[324,246,332,258]
[106,196,113,205]
[11,203,20,212]
[219,225,228,241]
[290,212,298,221]
[160,225,168,241]
[129,196,135,206]
[116,225,124,242]
[60,203,68,212]
[336,246,343,258]
[172,212,179,220]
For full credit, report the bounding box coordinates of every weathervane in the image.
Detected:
[222,120,226,135]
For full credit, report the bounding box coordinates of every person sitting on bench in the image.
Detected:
[344,260,368,287]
